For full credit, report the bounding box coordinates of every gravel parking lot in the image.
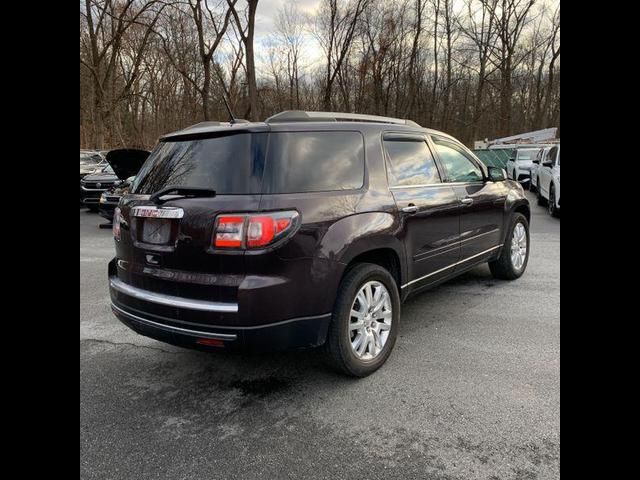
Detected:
[80,190,559,480]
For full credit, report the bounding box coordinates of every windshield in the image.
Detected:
[517,150,538,161]
[80,152,102,165]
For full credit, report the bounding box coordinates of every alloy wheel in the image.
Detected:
[510,222,527,271]
[348,281,392,360]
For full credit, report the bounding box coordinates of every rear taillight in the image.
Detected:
[213,210,299,250]
[215,216,245,248]
[113,207,121,241]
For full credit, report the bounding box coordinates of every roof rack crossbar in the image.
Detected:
[265,110,421,127]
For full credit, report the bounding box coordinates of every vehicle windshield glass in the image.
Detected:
[517,150,537,161]
[80,153,102,165]
[102,165,115,174]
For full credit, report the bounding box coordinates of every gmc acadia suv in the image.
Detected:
[108,111,530,376]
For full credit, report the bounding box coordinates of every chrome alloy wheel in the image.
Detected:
[349,281,392,360]
[510,222,528,271]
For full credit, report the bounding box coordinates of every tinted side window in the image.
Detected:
[383,139,441,186]
[431,136,483,183]
[547,147,558,166]
[264,131,364,193]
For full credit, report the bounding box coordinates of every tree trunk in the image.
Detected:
[246,0,259,120]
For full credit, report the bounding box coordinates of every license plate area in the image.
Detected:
[130,205,184,251]
[141,218,172,245]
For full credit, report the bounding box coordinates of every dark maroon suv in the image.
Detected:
[109,111,530,376]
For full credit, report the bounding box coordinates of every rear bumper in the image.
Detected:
[108,257,334,351]
[110,296,331,352]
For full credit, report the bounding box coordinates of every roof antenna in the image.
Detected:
[221,95,248,124]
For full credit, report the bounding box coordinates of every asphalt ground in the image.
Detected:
[80,190,559,480]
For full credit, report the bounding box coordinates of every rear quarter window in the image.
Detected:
[263,131,365,193]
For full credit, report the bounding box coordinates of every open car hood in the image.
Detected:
[105,149,150,180]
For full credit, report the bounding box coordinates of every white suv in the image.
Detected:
[534,144,560,217]
[530,147,552,193]
[506,148,541,188]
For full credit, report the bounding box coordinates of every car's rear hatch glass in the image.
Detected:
[132,132,267,195]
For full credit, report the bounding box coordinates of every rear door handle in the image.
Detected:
[461,198,474,206]
[402,204,418,214]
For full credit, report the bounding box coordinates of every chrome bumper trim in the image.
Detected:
[109,276,239,313]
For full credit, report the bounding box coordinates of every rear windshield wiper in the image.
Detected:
[150,186,217,204]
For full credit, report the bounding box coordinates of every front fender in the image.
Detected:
[500,184,530,244]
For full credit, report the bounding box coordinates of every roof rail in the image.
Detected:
[265,110,421,127]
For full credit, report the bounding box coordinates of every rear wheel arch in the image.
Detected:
[318,212,405,284]
[343,247,402,293]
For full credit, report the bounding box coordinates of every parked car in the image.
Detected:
[80,150,106,179]
[506,147,541,188]
[529,146,552,193]
[108,111,531,376]
[98,149,150,221]
[80,164,121,212]
[534,144,560,217]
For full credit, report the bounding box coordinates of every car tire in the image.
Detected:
[529,180,537,193]
[489,212,529,280]
[536,179,546,206]
[548,184,560,218]
[324,263,401,377]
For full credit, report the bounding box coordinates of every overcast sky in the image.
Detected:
[254,0,320,36]
[252,0,323,76]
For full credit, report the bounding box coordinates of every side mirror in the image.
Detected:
[487,166,506,182]
[532,159,540,164]
[542,160,553,167]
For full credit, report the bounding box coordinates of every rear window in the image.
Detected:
[132,133,267,194]
[263,131,364,193]
[132,130,364,195]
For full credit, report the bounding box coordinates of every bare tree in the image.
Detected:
[80,0,165,148]
[485,0,536,135]
[315,0,370,110]
[228,0,259,120]
[80,0,560,150]
[156,0,235,120]
[274,3,305,109]
[459,0,499,143]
